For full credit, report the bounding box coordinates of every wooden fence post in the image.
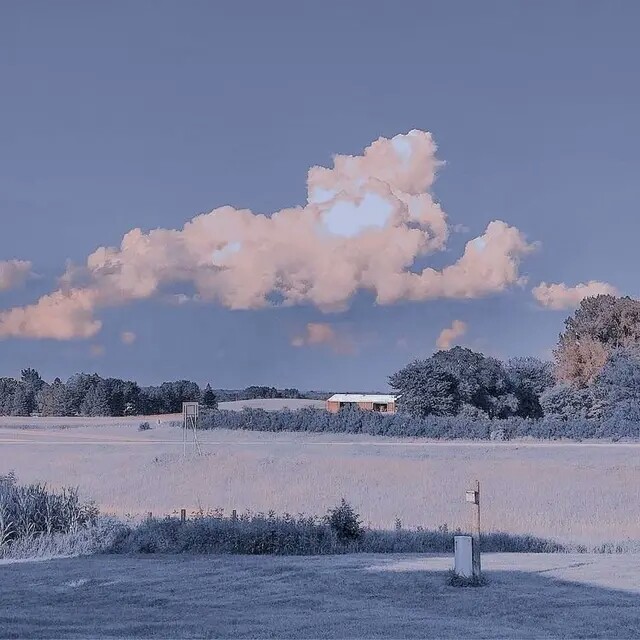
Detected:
[472,480,482,579]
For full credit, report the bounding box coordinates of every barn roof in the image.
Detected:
[327,394,398,403]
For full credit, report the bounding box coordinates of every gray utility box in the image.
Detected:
[454,535,473,578]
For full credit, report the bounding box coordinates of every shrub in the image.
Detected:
[105,505,569,556]
[138,421,151,431]
[325,499,363,543]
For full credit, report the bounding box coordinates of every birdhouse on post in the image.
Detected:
[455,481,482,580]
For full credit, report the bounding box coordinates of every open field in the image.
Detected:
[1,552,640,638]
[1,415,640,545]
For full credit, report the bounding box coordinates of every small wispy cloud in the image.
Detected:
[90,344,105,357]
[121,331,137,345]
[291,322,355,354]
[436,319,467,350]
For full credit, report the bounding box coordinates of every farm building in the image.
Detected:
[326,394,398,414]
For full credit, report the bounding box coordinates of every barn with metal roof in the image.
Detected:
[326,393,398,414]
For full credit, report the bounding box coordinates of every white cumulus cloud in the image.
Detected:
[0,260,32,292]
[532,281,619,310]
[0,131,534,340]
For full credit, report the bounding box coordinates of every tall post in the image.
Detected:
[472,479,481,578]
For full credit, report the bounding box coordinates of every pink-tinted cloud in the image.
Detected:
[90,344,105,357]
[291,322,355,354]
[0,288,101,339]
[532,281,619,310]
[121,331,137,345]
[0,260,32,292]
[436,320,468,350]
[0,131,535,340]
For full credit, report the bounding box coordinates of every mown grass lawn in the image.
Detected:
[1,553,640,638]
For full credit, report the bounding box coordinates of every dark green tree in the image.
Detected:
[507,357,554,418]
[202,384,218,410]
[79,383,110,416]
[20,368,44,415]
[37,378,73,416]
[389,359,461,417]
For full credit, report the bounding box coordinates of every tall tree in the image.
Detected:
[65,373,103,415]
[431,347,518,418]
[555,295,640,386]
[507,357,554,418]
[10,384,31,416]
[79,383,110,416]
[20,368,44,415]
[0,378,20,415]
[202,384,218,410]
[389,359,460,417]
[592,347,640,421]
[37,378,73,416]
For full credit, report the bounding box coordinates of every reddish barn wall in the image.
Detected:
[325,400,397,414]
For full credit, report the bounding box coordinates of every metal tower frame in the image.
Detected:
[182,402,202,456]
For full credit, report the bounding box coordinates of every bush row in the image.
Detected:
[200,406,640,440]
[107,511,567,556]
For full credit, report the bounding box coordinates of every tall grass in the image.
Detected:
[0,471,98,550]
[0,518,126,562]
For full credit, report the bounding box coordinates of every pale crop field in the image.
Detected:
[1,412,639,545]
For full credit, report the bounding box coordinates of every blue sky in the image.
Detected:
[2,1,639,389]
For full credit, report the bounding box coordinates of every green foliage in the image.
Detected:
[432,347,518,418]
[36,377,73,416]
[561,295,640,350]
[325,499,363,543]
[390,359,461,417]
[107,507,567,556]
[202,384,218,410]
[0,472,99,549]
[540,383,598,421]
[390,348,521,419]
[0,518,125,561]
[507,357,554,418]
[592,348,640,422]
[79,382,110,416]
[555,295,640,385]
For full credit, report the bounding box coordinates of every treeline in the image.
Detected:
[0,372,320,417]
[0,371,216,417]
[390,296,640,428]
[214,387,330,402]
